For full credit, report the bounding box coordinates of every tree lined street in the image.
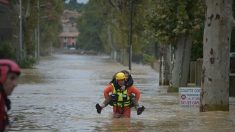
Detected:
[1,0,235,131]
[10,54,235,131]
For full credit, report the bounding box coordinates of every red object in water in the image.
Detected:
[0,88,8,131]
[0,59,21,84]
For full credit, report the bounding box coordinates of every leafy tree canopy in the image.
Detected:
[65,0,85,11]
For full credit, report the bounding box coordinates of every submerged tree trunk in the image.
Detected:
[159,44,171,85]
[200,0,234,112]
[171,35,192,88]
[107,24,115,59]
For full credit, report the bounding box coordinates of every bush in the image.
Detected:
[143,54,154,64]
[18,57,36,68]
[167,86,179,93]
[0,41,16,59]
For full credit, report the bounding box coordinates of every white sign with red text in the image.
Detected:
[179,87,201,107]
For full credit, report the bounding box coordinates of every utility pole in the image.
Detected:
[37,0,40,61]
[19,0,23,61]
[128,0,134,71]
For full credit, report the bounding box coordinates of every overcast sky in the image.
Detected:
[76,0,89,3]
[65,0,89,4]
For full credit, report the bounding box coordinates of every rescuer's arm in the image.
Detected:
[103,84,113,99]
[129,86,141,101]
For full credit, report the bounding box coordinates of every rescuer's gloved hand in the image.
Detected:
[111,94,118,102]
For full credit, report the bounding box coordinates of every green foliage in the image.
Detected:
[0,41,36,68]
[18,56,36,68]
[132,0,154,55]
[231,1,235,52]
[231,28,235,52]
[65,0,85,11]
[143,53,154,64]
[17,0,64,56]
[167,86,179,92]
[147,0,176,43]
[146,0,205,61]
[191,42,203,61]
[10,0,18,5]
[21,0,37,56]
[39,0,64,55]
[0,0,63,67]
[190,1,205,60]
[77,0,205,62]
[77,0,154,60]
[147,0,205,44]
[77,0,108,52]
[0,41,16,59]
[191,24,203,60]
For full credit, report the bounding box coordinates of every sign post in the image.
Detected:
[179,87,201,107]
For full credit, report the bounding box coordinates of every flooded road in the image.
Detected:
[8,54,235,131]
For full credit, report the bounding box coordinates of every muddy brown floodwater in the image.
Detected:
[7,54,235,132]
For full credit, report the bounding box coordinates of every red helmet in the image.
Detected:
[0,59,21,84]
